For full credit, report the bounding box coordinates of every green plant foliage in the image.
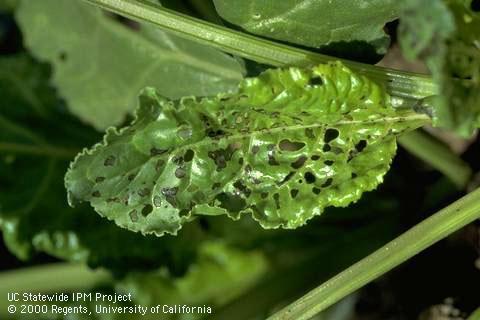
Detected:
[0,55,203,275]
[399,0,480,137]
[65,61,428,236]
[213,0,400,54]
[15,0,244,130]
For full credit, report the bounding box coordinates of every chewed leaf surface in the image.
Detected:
[65,62,426,236]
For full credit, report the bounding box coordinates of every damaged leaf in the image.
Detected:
[65,62,428,236]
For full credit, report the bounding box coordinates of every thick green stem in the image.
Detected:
[398,130,472,188]
[0,263,111,316]
[268,187,480,320]
[82,0,436,102]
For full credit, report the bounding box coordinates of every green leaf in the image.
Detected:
[399,0,480,137]
[0,54,202,275]
[15,0,244,130]
[65,61,428,236]
[119,242,268,308]
[213,0,400,55]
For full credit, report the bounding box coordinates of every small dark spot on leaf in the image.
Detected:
[291,156,307,169]
[127,174,136,181]
[95,177,105,183]
[172,156,184,165]
[234,180,251,197]
[150,148,167,156]
[252,145,260,154]
[104,155,116,166]
[238,157,244,165]
[324,128,339,143]
[155,160,165,172]
[92,191,101,197]
[305,128,315,139]
[321,178,333,188]
[351,172,357,178]
[138,188,150,197]
[153,195,162,207]
[304,172,316,184]
[175,168,186,178]
[311,155,320,161]
[212,182,221,190]
[107,197,118,203]
[355,140,367,152]
[59,51,67,61]
[141,204,153,217]
[290,189,299,198]
[129,209,138,222]
[323,144,331,152]
[273,193,280,209]
[162,187,178,207]
[312,187,321,195]
[279,139,305,151]
[324,160,334,166]
[184,149,194,162]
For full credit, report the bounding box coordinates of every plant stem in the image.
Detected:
[0,263,111,316]
[82,0,436,102]
[398,130,472,188]
[267,187,480,320]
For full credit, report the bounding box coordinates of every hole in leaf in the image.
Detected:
[323,144,331,152]
[351,172,358,178]
[324,160,334,166]
[291,156,307,169]
[260,192,269,199]
[95,177,105,183]
[184,149,194,162]
[278,171,295,185]
[290,189,299,198]
[142,204,153,217]
[309,76,323,86]
[92,191,101,197]
[304,172,316,184]
[312,187,321,195]
[324,128,339,143]
[279,139,305,151]
[355,140,367,152]
[321,178,333,188]
[311,155,320,161]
